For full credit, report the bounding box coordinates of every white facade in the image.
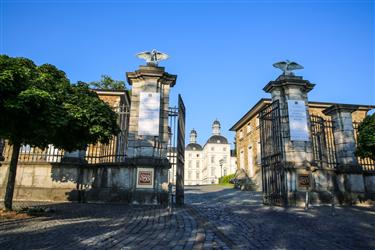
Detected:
[167,148,177,184]
[185,149,203,185]
[184,129,203,185]
[202,141,231,184]
[183,120,237,186]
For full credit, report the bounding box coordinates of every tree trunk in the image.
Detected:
[4,142,21,211]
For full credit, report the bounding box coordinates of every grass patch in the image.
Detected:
[218,183,234,188]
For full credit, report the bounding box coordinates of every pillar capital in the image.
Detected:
[263,75,315,94]
[126,65,177,87]
[323,104,357,116]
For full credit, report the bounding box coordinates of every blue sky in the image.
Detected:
[1,0,374,147]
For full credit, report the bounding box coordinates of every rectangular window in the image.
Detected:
[247,123,251,133]
[211,156,215,163]
[256,142,261,165]
[248,146,254,177]
[211,167,215,176]
[239,130,243,139]
[188,160,192,168]
[240,150,245,169]
[223,156,227,163]
[196,161,200,168]
[223,147,226,151]
[224,168,227,176]
[188,171,192,179]
[196,172,199,179]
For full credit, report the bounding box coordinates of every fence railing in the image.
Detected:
[353,122,375,172]
[1,103,183,167]
[310,115,337,169]
[2,141,65,163]
[85,104,129,164]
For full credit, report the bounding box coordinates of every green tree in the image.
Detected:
[356,113,375,161]
[89,74,125,90]
[0,55,119,210]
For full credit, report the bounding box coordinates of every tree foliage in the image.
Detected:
[356,113,375,161]
[0,55,120,210]
[89,74,125,90]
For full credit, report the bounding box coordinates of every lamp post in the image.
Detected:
[219,159,224,177]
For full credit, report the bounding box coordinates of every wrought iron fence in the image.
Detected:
[85,104,130,164]
[2,141,65,163]
[1,100,184,168]
[1,104,129,164]
[353,122,375,172]
[310,115,337,169]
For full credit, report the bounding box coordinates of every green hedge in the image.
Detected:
[219,173,236,184]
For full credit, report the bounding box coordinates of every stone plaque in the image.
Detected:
[287,100,309,141]
[138,92,160,136]
[298,174,310,188]
[136,168,154,189]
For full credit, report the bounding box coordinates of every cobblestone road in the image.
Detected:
[186,185,375,250]
[0,185,374,249]
[0,202,227,249]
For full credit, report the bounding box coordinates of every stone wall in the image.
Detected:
[0,161,169,204]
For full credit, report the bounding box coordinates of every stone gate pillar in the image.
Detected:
[126,61,177,204]
[323,104,365,203]
[263,74,315,205]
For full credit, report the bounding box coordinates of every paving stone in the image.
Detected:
[1,185,375,249]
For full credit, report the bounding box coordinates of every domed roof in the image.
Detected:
[213,120,221,126]
[190,129,197,134]
[206,135,228,144]
[186,143,203,151]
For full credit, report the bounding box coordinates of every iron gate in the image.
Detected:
[259,100,287,206]
[175,95,186,206]
[310,115,337,169]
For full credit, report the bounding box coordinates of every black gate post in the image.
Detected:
[0,139,4,161]
[176,95,186,207]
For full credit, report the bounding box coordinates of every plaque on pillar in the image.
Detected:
[136,167,154,189]
[138,92,160,136]
[287,100,309,141]
[297,173,311,190]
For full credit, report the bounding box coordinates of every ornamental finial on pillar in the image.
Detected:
[273,60,304,76]
[136,49,169,66]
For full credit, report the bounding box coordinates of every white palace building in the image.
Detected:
[183,120,237,185]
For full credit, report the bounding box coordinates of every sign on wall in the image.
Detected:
[136,168,154,189]
[138,92,160,136]
[287,100,309,141]
[298,173,310,190]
